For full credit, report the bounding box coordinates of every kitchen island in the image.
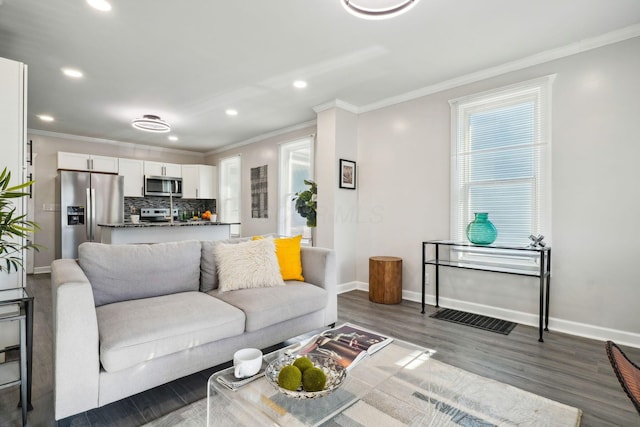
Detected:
[98,221,232,244]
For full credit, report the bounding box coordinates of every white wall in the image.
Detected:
[0,57,26,356]
[315,109,337,249]
[0,57,26,289]
[355,36,640,345]
[30,133,204,271]
[205,125,316,238]
[315,107,359,284]
[333,109,358,284]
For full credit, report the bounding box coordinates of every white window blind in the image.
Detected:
[450,76,553,248]
[219,155,241,236]
[278,136,314,241]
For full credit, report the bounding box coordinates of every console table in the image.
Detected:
[422,240,551,342]
[0,288,34,425]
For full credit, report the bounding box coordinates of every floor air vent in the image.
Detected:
[430,309,517,335]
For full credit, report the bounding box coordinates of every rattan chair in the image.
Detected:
[606,340,640,415]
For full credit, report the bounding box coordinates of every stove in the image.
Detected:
[140,208,179,222]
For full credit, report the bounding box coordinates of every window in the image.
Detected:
[278,136,314,241]
[219,155,241,237]
[450,76,553,251]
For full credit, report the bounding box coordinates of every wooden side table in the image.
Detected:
[369,256,402,304]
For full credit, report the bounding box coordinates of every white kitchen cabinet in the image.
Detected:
[143,161,163,177]
[164,163,182,178]
[57,152,118,173]
[91,155,119,173]
[182,165,217,199]
[118,158,144,197]
[144,161,182,178]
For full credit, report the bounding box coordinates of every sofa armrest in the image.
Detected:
[51,259,100,419]
[300,247,337,325]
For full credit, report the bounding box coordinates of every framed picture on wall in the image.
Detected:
[339,159,356,190]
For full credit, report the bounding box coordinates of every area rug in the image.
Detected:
[430,309,517,335]
[143,359,581,426]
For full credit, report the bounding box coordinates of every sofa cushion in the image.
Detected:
[253,235,304,281]
[200,237,252,292]
[210,282,327,332]
[96,291,245,372]
[215,238,285,292]
[79,240,202,307]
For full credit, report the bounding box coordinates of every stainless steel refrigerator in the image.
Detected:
[59,170,124,259]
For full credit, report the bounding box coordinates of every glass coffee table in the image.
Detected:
[207,337,435,426]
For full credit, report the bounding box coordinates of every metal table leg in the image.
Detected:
[26,298,33,410]
[435,243,440,308]
[421,243,426,314]
[538,253,544,342]
[17,296,33,411]
[20,315,27,426]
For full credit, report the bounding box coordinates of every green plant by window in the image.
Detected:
[292,180,317,228]
[0,167,40,273]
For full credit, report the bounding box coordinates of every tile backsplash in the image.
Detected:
[125,196,216,220]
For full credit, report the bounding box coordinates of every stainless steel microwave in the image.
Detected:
[144,176,183,197]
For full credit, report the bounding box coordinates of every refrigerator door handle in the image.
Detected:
[91,188,97,241]
[86,188,92,240]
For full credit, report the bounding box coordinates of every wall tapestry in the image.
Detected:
[251,165,268,218]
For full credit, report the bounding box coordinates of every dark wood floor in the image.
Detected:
[0,274,638,426]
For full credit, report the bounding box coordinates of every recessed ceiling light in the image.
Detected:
[293,80,308,89]
[61,68,84,78]
[341,0,419,20]
[168,135,178,142]
[131,115,171,133]
[87,0,111,11]
[225,109,238,116]
[38,115,54,122]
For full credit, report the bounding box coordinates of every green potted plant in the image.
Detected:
[0,167,39,273]
[292,179,317,227]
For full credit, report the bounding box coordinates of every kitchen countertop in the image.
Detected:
[99,220,238,244]
[98,221,236,228]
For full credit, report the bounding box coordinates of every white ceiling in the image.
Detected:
[1,0,639,153]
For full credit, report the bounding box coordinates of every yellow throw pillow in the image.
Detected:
[253,235,304,281]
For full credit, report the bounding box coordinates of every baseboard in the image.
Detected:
[33,266,52,274]
[548,318,640,349]
[341,283,640,348]
[337,282,362,294]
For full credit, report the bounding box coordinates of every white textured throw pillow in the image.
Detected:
[215,238,285,292]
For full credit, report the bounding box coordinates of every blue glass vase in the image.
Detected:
[466,212,497,245]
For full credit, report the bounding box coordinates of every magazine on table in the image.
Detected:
[296,323,393,370]
[216,359,268,391]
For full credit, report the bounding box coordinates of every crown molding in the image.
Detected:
[359,23,640,114]
[27,128,203,157]
[313,99,360,114]
[205,119,317,156]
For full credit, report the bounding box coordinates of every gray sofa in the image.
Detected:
[51,239,336,420]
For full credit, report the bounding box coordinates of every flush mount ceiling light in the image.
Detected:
[87,0,111,12]
[341,0,420,20]
[38,114,54,122]
[131,115,171,133]
[293,80,308,89]
[225,109,238,116]
[61,68,83,78]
